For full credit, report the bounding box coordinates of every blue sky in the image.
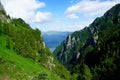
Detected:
[1,0,120,32]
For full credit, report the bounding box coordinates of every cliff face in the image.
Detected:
[0,2,70,80]
[54,4,120,80]
[0,2,10,23]
[0,2,4,10]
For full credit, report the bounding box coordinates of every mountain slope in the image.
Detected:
[54,4,120,80]
[42,31,72,52]
[0,35,61,80]
[0,2,70,80]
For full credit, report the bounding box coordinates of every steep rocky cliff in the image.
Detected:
[54,4,120,80]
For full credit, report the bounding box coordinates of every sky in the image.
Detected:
[0,0,120,32]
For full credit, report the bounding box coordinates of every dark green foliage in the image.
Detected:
[54,4,120,80]
[0,21,2,34]
[11,18,30,29]
[6,36,10,49]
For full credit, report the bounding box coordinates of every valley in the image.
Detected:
[0,1,120,80]
[42,31,72,52]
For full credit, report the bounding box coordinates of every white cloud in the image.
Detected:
[1,0,52,23]
[66,13,79,19]
[33,12,52,23]
[65,0,120,19]
[33,17,93,32]
[1,0,120,32]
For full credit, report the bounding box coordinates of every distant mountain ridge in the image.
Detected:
[42,31,72,52]
[54,4,120,80]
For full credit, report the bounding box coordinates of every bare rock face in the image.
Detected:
[0,2,4,10]
[0,2,10,23]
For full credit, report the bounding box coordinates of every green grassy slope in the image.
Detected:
[0,35,62,80]
[0,2,71,80]
[0,16,70,80]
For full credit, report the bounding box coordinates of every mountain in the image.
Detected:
[0,2,71,80]
[42,31,72,52]
[54,4,120,80]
